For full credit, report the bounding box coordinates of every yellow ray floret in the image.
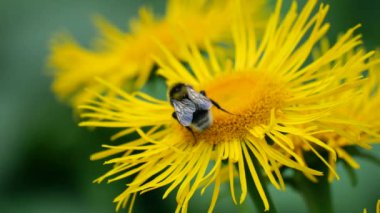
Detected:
[48,0,268,107]
[79,0,376,212]
[306,45,380,182]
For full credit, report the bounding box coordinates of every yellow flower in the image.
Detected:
[48,0,268,107]
[325,55,380,182]
[79,0,375,212]
[292,40,380,182]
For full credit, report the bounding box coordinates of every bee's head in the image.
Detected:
[169,83,188,100]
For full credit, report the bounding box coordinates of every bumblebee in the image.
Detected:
[169,83,231,135]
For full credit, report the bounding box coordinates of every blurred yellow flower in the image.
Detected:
[325,55,380,182]
[79,0,375,212]
[292,41,380,182]
[48,0,268,107]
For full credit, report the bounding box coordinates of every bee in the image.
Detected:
[169,83,232,137]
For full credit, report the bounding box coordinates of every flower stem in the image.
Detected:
[293,171,333,213]
[245,158,277,213]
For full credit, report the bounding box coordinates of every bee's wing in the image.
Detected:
[172,99,196,126]
[187,87,212,110]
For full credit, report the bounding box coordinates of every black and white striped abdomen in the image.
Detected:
[191,110,213,132]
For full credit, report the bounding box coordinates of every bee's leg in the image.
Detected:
[186,126,197,143]
[172,112,178,120]
[173,112,197,143]
[199,90,233,115]
[210,99,235,115]
[201,90,234,115]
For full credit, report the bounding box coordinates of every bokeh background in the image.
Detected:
[0,0,379,212]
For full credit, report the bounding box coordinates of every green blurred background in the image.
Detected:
[0,0,379,212]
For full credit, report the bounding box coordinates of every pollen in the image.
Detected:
[177,72,289,144]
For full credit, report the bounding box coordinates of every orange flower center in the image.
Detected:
[174,72,289,144]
